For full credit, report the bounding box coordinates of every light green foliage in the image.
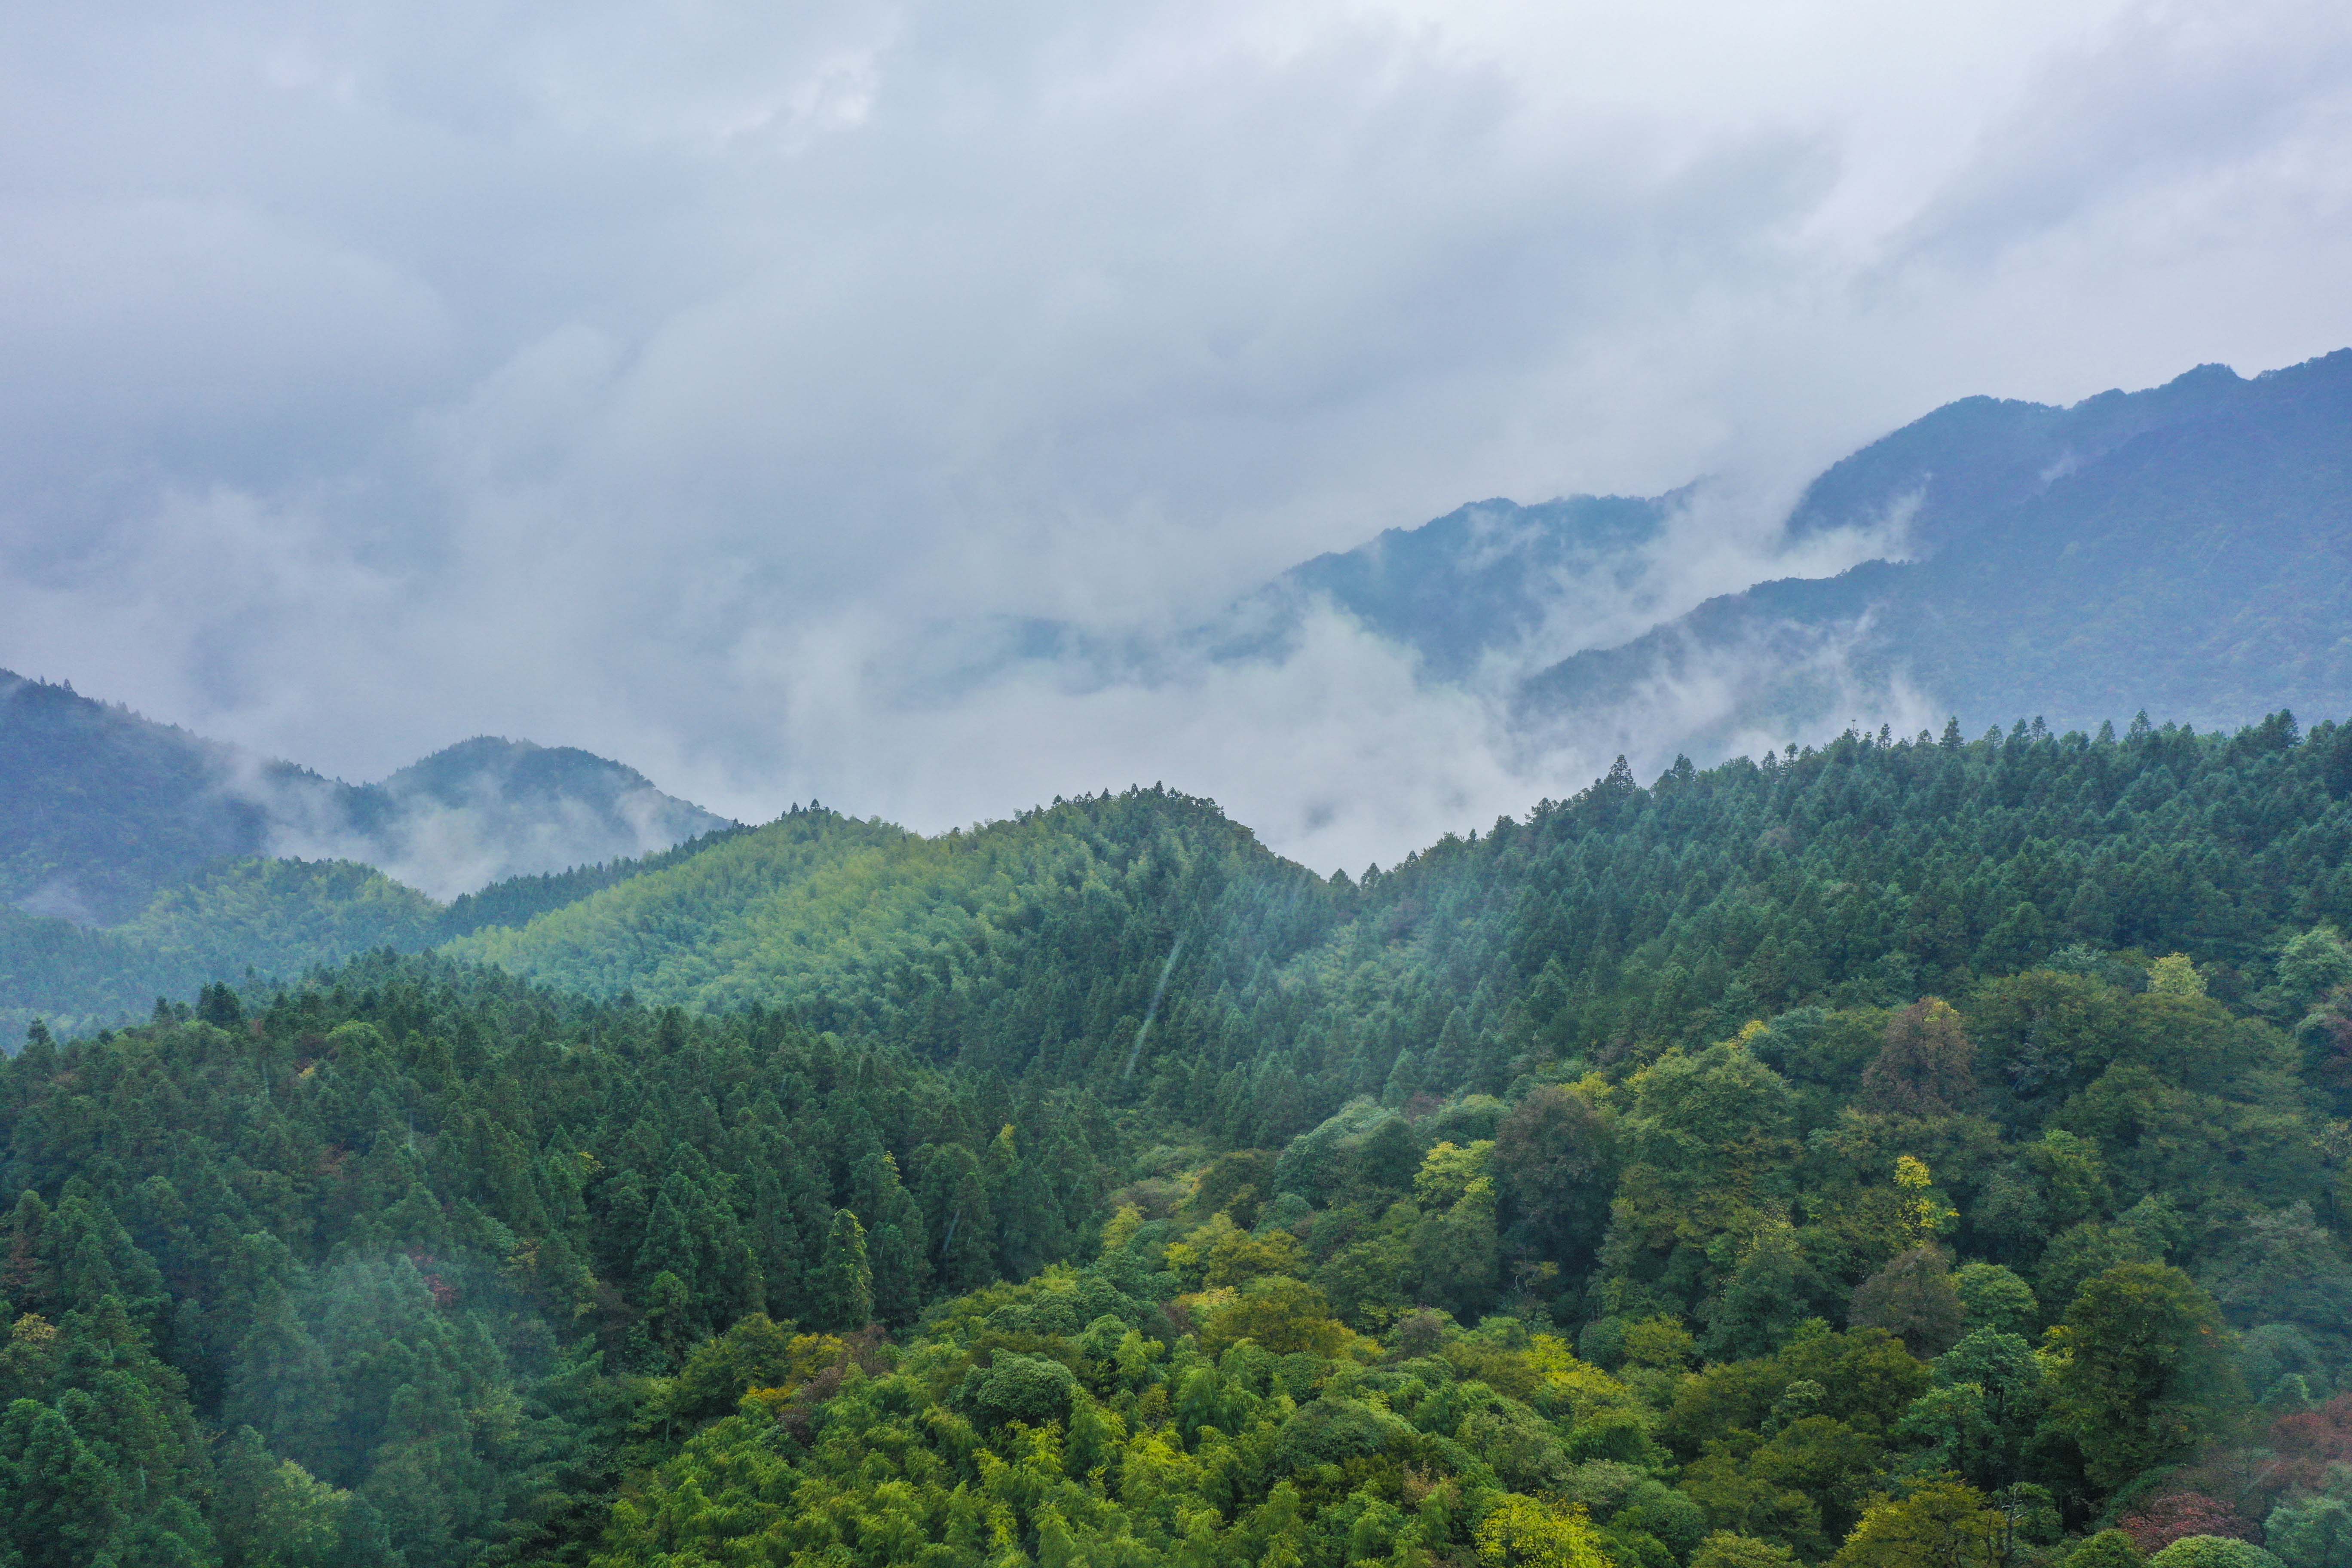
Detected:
[1414,1139,1496,1210]
[2069,1529,2150,1568]
[2148,956,2208,998]
[453,792,1338,1094]
[1953,1264,2040,1338]
[2273,926,2352,1013]
[1477,1494,1614,1568]
[2266,1493,2352,1568]
[1829,1478,2005,1568]
[214,1427,351,1568]
[1693,1531,1800,1568]
[2147,1538,2285,1568]
[591,1252,1643,1568]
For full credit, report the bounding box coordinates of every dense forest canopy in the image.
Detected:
[6,710,2352,1568]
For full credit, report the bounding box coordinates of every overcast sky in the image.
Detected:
[5,0,2352,875]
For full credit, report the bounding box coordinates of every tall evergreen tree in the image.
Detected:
[809,1211,873,1333]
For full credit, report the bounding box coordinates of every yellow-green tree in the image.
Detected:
[1476,1495,1614,1568]
[1829,1478,2003,1568]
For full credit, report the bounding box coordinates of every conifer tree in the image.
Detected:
[810,1210,873,1332]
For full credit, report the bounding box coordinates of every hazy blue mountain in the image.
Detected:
[1211,348,2351,753]
[1778,360,2255,556]
[1518,349,2352,744]
[310,735,737,900]
[0,672,734,922]
[944,491,1675,702]
[1233,493,1670,677]
[0,673,307,924]
[12,347,2349,1036]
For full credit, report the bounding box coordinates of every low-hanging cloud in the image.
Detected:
[3,0,2351,876]
[205,739,732,903]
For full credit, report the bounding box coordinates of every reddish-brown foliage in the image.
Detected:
[405,1246,459,1308]
[2119,1493,2256,1555]
[2264,1394,2352,1495]
[2311,995,2352,1106]
[1862,998,1978,1116]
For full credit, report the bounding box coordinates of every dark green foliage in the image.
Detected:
[1494,1084,1620,1274]
[1848,1247,1965,1358]
[809,1210,874,1332]
[0,954,1113,1566]
[9,707,2352,1567]
[2046,1263,2239,1489]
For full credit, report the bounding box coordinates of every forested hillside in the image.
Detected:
[447,714,2352,1161]
[0,859,441,1039]
[449,792,1339,1081]
[0,825,748,1041]
[0,957,1119,1567]
[4,711,2352,1567]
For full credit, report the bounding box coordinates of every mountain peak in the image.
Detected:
[2,678,735,917]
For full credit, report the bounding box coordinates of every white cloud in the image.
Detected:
[1,0,2349,873]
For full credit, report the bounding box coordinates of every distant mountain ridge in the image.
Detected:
[1179,349,2352,760]
[8,346,2349,1038]
[1519,349,2352,747]
[1236,492,1672,679]
[285,732,735,901]
[0,672,733,923]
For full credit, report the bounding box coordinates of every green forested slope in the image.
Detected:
[440,715,2352,1157]
[448,791,1340,1081]
[0,825,753,1038]
[435,825,756,941]
[0,955,1116,1568]
[0,858,440,1037]
[570,911,2352,1568]
[8,713,2352,1568]
[1142,712,2352,1152]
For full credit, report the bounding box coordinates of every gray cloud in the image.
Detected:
[3,0,2350,874]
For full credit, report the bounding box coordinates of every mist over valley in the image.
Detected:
[7,6,2352,1568]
